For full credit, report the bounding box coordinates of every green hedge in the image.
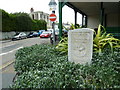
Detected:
[1,9,47,32]
[11,45,120,88]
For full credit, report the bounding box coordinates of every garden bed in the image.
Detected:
[10,44,120,89]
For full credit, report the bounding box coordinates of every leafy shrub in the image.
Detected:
[56,37,68,55]
[11,44,120,88]
[56,25,120,55]
[85,49,120,88]
[14,44,61,73]
[93,24,120,54]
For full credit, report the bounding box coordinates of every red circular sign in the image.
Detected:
[49,13,57,21]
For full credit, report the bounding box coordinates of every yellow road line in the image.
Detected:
[0,60,15,70]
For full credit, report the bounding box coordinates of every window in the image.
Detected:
[44,15,46,19]
[40,14,42,18]
[32,14,34,19]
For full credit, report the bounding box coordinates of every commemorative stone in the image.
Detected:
[68,28,93,64]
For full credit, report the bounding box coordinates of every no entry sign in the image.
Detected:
[49,13,57,22]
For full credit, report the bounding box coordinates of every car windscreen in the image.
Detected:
[14,33,20,36]
[28,32,33,35]
[33,32,38,34]
[42,32,49,34]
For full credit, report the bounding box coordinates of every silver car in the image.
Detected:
[12,32,27,40]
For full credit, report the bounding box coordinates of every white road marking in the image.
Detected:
[49,17,56,19]
[0,46,23,56]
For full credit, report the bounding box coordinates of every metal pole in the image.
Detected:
[82,15,84,27]
[52,21,56,45]
[85,15,87,27]
[74,10,77,28]
[52,11,56,45]
[59,2,62,40]
[100,2,104,26]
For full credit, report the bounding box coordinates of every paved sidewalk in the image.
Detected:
[0,40,11,43]
[1,63,16,88]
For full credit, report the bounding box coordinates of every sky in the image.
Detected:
[0,0,82,24]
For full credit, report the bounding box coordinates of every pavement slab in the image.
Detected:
[1,63,16,88]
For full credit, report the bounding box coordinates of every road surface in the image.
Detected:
[0,37,50,89]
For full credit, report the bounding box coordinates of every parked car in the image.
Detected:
[40,31,52,38]
[12,32,27,40]
[62,29,68,37]
[38,30,45,35]
[27,32,39,38]
[27,32,34,38]
[32,32,39,37]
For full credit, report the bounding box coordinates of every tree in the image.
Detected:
[32,20,47,31]
[1,9,11,32]
[12,12,33,32]
[1,9,47,32]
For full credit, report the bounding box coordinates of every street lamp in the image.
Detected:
[48,0,57,45]
[48,0,57,13]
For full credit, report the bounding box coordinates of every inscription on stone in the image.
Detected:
[68,28,93,64]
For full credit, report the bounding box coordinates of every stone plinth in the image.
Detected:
[68,28,93,64]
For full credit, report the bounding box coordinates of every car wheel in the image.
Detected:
[19,37,22,40]
[12,38,16,41]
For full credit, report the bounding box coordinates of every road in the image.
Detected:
[0,37,50,89]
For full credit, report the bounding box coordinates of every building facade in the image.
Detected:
[29,8,52,29]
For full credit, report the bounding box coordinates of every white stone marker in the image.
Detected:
[68,28,93,64]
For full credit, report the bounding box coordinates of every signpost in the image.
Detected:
[48,0,57,45]
[49,13,57,22]
[49,13,57,45]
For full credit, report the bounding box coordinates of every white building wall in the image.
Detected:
[87,14,100,29]
[38,13,40,20]
[45,15,47,22]
[29,11,52,29]
[87,13,120,28]
[29,13,34,19]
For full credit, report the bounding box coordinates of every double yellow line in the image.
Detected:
[0,60,14,70]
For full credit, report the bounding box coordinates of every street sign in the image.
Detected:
[49,13,57,22]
